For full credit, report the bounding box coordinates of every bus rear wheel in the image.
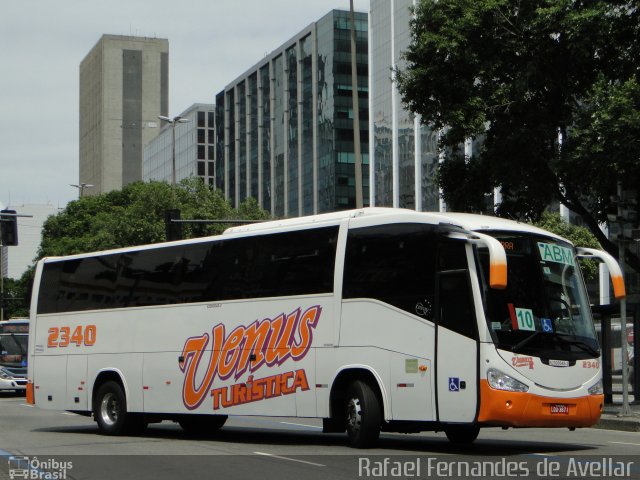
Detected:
[94,381,145,435]
[345,380,381,448]
[444,424,480,444]
[179,414,228,435]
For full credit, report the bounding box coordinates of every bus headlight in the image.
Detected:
[588,379,603,395]
[487,368,529,392]
[0,368,12,380]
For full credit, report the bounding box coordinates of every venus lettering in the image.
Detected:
[179,305,321,410]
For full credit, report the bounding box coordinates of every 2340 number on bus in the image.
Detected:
[47,325,97,348]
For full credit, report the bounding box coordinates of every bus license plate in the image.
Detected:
[550,404,569,415]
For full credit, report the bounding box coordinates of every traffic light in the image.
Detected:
[0,209,18,246]
[164,209,183,241]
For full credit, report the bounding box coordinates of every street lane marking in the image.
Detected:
[20,404,34,408]
[254,451,325,467]
[609,441,640,446]
[279,421,322,429]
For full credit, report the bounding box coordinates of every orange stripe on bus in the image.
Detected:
[612,275,626,299]
[490,262,507,289]
[477,380,602,428]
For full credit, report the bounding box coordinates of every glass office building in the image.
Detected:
[143,104,215,186]
[215,10,369,217]
[369,0,443,211]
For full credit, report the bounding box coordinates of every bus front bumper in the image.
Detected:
[477,380,603,428]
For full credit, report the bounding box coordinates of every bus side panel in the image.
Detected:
[317,346,392,418]
[142,352,185,413]
[293,348,317,417]
[337,300,436,422]
[87,353,144,412]
[66,354,88,411]
[139,298,331,418]
[33,355,67,410]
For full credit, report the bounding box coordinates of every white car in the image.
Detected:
[0,367,27,393]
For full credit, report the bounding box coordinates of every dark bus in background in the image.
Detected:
[0,319,29,393]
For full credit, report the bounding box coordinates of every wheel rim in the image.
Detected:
[346,396,362,434]
[100,392,119,426]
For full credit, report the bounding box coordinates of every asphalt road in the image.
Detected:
[1,393,639,480]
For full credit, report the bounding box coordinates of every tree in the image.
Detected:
[1,267,32,319]
[38,178,270,258]
[396,0,640,274]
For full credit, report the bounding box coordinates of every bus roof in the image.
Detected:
[39,208,568,264]
[224,208,567,242]
[0,318,29,324]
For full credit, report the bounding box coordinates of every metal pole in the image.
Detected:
[171,122,177,187]
[350,0,363,209]
[617,181,631,414]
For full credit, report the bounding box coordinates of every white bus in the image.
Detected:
[0,319,29,393]
[27,208,625,447]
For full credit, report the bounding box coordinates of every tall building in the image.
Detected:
[369,0,442,212]
[143,104,215,187]
[215,10,369,218]
[368,0,499,212]
[79,35,169,195]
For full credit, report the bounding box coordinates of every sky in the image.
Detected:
[0,0,370,211]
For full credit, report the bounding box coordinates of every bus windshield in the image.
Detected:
[0,323,29,369]
[477,233,598,360]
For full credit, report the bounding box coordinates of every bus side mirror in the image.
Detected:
[446,231,507,290]
[576,247,626,300]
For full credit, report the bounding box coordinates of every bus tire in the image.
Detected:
[94,381,134,436]
[345,380,381,448]
[179,414,227,435]
[444,424,480,444]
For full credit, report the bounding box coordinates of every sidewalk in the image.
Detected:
[593,401,640,432]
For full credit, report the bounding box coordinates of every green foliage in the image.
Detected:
[38,178,271,259]
[396,0,640,273]
[532,212,600,280]
[1,267,33,319]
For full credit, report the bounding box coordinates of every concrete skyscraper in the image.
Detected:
[79,35,169,195]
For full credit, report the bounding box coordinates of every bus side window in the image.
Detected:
[343,224,437,320]
[437,270,477,339]
[437,241,477,339]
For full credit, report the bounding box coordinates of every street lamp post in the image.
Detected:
[350,0,363,209]
[158,115,191,186]
[70,183,94,198]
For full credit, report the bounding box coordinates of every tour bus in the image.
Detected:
[27,208,625,447]
[0,319,29,393]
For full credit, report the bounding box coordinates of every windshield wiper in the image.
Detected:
[511,331,541,353]
[9,333,26,356]
[554,334,599,357]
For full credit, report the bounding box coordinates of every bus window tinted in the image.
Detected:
[37,226,339,314]
[343,224,438,319]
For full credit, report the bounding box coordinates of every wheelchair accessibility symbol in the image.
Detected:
[449,377,460,392]
[541,318,553,333]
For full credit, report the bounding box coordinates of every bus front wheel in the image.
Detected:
[444,424,480,444]
[345,380,381,448]
[94,381,144,435]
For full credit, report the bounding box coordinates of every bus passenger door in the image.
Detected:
[435,247,479,423]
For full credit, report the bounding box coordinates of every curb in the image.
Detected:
[593,415,640,432]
